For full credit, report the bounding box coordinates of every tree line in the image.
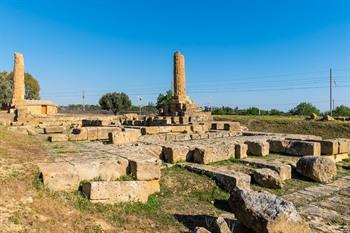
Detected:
[211,102,350,117]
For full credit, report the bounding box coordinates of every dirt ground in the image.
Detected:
[1,127,350,233]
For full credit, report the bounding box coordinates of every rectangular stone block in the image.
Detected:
[241,158,292,181]
[69,128,88,141]
[182,163,251,191]
[211,122,224,130]
[86,127,98,141]
[129,158,161,180]
[320,140,339,155]
[97,127,120,140]
[245,141,270,156]
[268,139,289,154]
[44,126,64,134]
[235,144,248,159]
[337,139,349,154]
[108,130,141,145]
[141,126,160,135]
[48,134,68,142]
[286,140,321,156]
[171,125,190,133]
[82,180,160,204]
[223,122,241,131]
[163,146,191,163]
[193,146,214,164]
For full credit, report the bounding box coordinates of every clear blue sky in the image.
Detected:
[0,0,349,111]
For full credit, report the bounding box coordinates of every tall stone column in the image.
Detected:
[173,51,187,102]
[12,52,25,106]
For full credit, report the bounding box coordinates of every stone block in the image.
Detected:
[229,188,311,233]
[163,146,191,163]
[129,158,161,180]
[296,156,337,183]
[108,130,141,145]
[182,163,251,191]
[245,140,269,156]
[193,146,214,164]
[86,127,98,141]
[171,125,190,133]
[320,140,339,155]
[44,126,64,134]
[223,122,241,131]
[211,122,224,130]
[141,126,160,135]
[286,141,321,156]
[82,180,160,204]
[253,168,283,189]
[48,134,68,142]
[97,127,121,140]
[69,128,88,141]
[39,162,79,191]
[235,144,248,159]
[337,138,349,154]
[268,139,289,154]
[174,133,191,141]
[241,158,292,181]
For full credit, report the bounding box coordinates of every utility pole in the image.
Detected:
[82,90,85,112]
[329,68,333,116]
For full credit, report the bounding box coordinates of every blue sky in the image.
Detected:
[0,0,349,111]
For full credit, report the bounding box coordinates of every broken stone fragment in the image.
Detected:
[194,227,211,233]
[253,168,283,189]
[214,217,231,233]
[48,134,68,142]
[228,188,311,233]
[296,156,337,183]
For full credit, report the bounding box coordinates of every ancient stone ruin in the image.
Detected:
[10,52,58,119]
[1,51,350,233]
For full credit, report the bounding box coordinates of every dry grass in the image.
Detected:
[214,115,350,138]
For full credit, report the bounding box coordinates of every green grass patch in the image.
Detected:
[192,186,229,203]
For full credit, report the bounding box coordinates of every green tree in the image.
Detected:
[99,92,132,114]
[269,109,284,115]
[0,72,12,107]
[333,105,350,117]
[156,90,172,110]
[289,102,320,115]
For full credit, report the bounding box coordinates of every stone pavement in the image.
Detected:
[283,175,350,233]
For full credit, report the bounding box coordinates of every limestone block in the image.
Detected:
[229,188,311,233]
[86,127,98,141]
[190,133,201,140]
[108,130,141,145]
[174,133,191,141]
[268,139,289,154]
[193,146,214,164]
[179,116,189,124]
[241,158,292,181]
[337,138,349,154]
[82,180,160,204]
[171,116,180,124]
[44,126,64,134]
[69,128,88,141]
[129,158,161,180]
[223,122,241,131]
[141,126,160,135]
[163,145,191,163]
[39,162,79,191]
[319,140,339,155]
[334,153,349,162]
[235,144,248,159]
[253,168,283,189]
[48,134,68,142]
[296,156,337,183]
[158,126,172,134]
[245,140,270,156]
[211,122,224,130]
[191,124,206,133]
[286,141,321,156]
[97,127,121,140]
[214,217,231,233]
[182,163,251,191]
[72,157,129,182]
[171,125,190,133]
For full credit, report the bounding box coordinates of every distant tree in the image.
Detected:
[333,105,350,117]
[142,102,158,114]
[289,102,320,115]
[156,90,172,110]
[0,72,12,107]
[269,108,284,115]
[99,92,132,115]
[244,107,261,115]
